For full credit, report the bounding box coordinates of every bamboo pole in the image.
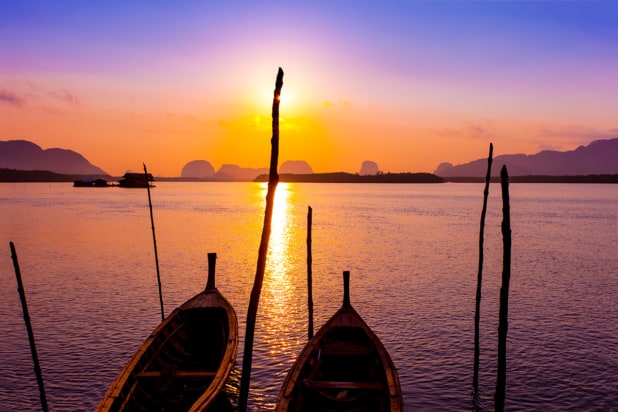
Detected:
[307,205,314,340]
[9,242,49,412]
[473,143,493,409]
[143,163,165,321]
[238,67,284,412]
[494,165,512,412]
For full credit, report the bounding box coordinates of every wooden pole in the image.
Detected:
[494,165,512,412]
[342,271,351,307]
[206,252,216,290]
[473,143,493,409]
[307,205,314,340]
[143,163,164,321]
[238,67,284,412]
[9,242,49,412]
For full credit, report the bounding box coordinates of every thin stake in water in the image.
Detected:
[144,163,164,321]
[495,165,512,412]
[10,242,49,412]
[473,143,493,410]
[307,205,314,340]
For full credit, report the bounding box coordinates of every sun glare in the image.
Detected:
[256,84,297,114]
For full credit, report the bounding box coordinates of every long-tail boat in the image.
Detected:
[97,253,238,411]
[276,271,403,411]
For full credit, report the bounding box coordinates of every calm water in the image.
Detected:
[0,182,616,411]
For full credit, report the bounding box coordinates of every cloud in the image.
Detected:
[432,123,495,140]
[218,115,270,131]
[539,126,618,141]
[321,99,352,109]
[47,89,80,105]
[534,126,618,152]
[537,143,562,151]
[23,82,80,106]
[0,89,25,106]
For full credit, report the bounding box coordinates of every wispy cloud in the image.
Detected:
[534,126,618,152]
[24,82,81,106]
[218,115,270,131]
[47,89,80,105]
[432,123,495,140]
[540,126,618,141]
[321,99,352,109]
[0,89,25,106]
[537,143,562,151]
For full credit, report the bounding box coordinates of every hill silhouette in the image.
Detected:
[0,140,108,175]
[435,138,618,177]
[181,160,215,178]
[214,164,269,181]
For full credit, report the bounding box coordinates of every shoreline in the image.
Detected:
[1,168,617,184]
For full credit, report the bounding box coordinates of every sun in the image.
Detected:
[254,81,301,116]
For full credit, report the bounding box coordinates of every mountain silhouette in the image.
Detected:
[0,140,108,175]
[435,138,618,177]
[215,164,269,181]
[359,160,381,175]
[280,160,313,174]
[181,160,215,178]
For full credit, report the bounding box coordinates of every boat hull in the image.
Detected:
[276,306,403,412]
[97,289,238,412]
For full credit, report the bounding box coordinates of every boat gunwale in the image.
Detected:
[276,303,403,411]
[96,286,238,412]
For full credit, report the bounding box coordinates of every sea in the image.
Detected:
[0,181,616,411]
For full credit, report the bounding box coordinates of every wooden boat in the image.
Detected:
[97,253,238,412]
[276,271,403,412]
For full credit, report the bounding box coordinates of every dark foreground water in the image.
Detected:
[1,182,616,411]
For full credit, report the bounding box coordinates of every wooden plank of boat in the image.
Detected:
[96,253,238,412]
[276,271,403,412]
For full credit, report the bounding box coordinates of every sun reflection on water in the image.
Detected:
[258,182,306,356]
[269,182,292,278]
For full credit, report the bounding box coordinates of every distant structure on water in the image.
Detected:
[73,178,112,187]
[118,172,154,188]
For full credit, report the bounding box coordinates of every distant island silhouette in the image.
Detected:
[3,137,618,183]
[0,139,108,175]
[3,167,617,184]
[0,168,110,182]
[436,138,618,177]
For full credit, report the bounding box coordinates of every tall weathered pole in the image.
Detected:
[144,163,164,321]
[238,67,284,412]
[10,242,49,412]
[495,165,512,412]
[473,143,493,409]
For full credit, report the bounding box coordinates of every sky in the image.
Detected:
[1,0,617,176]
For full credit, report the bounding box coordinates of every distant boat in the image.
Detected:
[97,253,238,411]
[118,173,155,188]
[276,271,403,412]
[73,178,111,187]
